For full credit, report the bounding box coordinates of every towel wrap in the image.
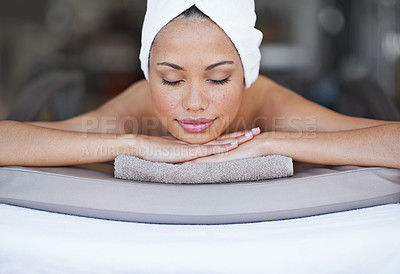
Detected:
[139,0,263,89]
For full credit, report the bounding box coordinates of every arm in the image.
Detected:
[0,81,141,166]
[0,120,257,167]
[2,80,260,166]
[188,123,400,169]
[189,123,400,168]
[266,124,400,168]
[0,120,125,166]
[0,81,143,166]
[262,76,400,168]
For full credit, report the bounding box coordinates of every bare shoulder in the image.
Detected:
[238,75,298,130]
[97,79,153,118]
[244,75,390,131]
[244,75,297,117]
[28,80,153,133]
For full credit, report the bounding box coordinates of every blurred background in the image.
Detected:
[1,0,400,121]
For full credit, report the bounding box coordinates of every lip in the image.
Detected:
[177,118,215,133]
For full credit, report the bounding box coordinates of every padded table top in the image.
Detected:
[1,164,399,224]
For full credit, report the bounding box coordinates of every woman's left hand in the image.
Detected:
[186,132,270,163]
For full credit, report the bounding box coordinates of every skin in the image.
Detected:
[148,16,245,144]
[0,15,399,168]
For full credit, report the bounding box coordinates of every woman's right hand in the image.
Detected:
[128,128,260,163]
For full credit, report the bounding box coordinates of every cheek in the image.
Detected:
[151,87,180,117]
[214,87,242,116]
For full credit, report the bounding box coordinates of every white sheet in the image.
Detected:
[1,203,400,274]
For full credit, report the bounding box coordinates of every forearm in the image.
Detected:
[27,111,104,133]
[267,124,400,169]
[0,121,133,166]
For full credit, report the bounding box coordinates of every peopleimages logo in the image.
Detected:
[80,115,318,139]
[78,115,318,158]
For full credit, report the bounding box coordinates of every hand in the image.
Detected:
[185,131,269,164]
[129,128,261,163]
[206,127,261,145]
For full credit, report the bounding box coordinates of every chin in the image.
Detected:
[168,128,219,144]
[175,133,216,144]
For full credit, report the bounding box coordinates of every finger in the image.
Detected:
[185,151,230,164]
[189,151,245,164]
[216,127,261,141]
[186,154,222,164]
[209,132,251,145]
[216,130,248,140]
[210,130,255,146]
[251,127,261,136]
[160,136,187,144]
[221,131,254,145]
[189,146,260,164]
[190,141,239,158]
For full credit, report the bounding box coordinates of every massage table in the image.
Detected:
[1,163,400,273]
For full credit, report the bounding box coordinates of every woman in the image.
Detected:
[1,0,399,168]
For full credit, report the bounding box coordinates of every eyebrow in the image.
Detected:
[156,60,234,71]
[157,62,184,70]
[205,61,234,71]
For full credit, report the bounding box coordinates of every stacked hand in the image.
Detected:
[130,127,262,163]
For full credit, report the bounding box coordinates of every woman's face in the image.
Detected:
[148,16,244,144]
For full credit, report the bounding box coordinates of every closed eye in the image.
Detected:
[162,79,182,86]
[210,77,231,85]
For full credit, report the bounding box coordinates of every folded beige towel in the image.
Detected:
[114,155,293,184]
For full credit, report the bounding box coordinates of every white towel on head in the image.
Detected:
[139,0,263,89]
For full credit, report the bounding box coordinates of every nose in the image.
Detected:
[182,83,209,112]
